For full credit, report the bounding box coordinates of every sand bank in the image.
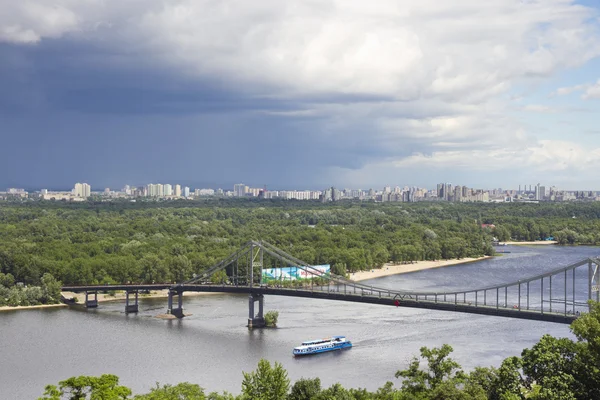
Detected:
[500,241,557,245]
[60,289,220,304]
[349,256,491,282]
[0,303,67,312]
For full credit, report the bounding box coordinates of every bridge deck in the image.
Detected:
[62,283,576,324]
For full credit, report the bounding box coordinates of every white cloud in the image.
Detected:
[583,80,600,100]
[391,140,600,171]
[553,79,600,100]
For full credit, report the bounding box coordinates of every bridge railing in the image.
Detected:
[179,240,599,319]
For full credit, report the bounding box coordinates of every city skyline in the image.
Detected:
[4,180,599,204]
[2,2,600,191]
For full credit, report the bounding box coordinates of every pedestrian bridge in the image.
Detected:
[62,240,600,326]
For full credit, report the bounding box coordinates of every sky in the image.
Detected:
[1,0,600,191]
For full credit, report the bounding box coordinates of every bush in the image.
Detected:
[264,310,279,327]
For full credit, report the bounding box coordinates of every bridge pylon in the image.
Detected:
[85,291,98,308]
[167,289,184,318]
[125,290,139,313]
[248,293,265,329]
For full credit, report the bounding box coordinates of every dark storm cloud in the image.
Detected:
[0,40,334,189]
[0,38,427,190]
[0,40,308,116]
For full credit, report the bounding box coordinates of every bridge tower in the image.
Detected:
[248,242,266,328]
[591,260,600,309]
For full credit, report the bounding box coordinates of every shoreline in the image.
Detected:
[0,290,222,312]
[0,303,67,312]
[2,256,495,310]
[60,289,221,305]
[500,241,557,245]
[349,256,492,282]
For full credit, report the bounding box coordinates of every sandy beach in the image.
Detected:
[349,256,491,282]
[60,289,220,304]
[0,303,68,312]
[500,241,557,245]
[0,290,221,312]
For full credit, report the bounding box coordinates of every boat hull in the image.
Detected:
[293,342,352,356]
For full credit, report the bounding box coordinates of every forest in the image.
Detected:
[37,301,600,399]
[2,200,600,303]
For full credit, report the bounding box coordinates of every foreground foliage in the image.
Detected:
[38,302,600,399]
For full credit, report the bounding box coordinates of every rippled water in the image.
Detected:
[1,245,598,399]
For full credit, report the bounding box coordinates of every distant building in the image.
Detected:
[73,183,91,198]
[233,183,247,197]
[174,184,181,197]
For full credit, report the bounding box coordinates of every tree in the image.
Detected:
[0,272,15,287]
[134,382,205,399]
[289,377,321,400]
[140,255,170,284]
[569,300,600,399]
[520,335,579,398]
[169,255,193,283]
[210,270,228,285]
[40,273,62,304]
[493,226,511,242]
[241,359,289,400]
[264,311,279,327]
[395,344,466,397]
[39,374,132,400]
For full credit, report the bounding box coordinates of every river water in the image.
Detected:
[1,245,598,399]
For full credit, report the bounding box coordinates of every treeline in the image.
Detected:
[39,302,600,399]
[2,200,600,287]
[0,203,494,286]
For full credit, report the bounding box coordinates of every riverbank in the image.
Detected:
[60,289,220,304]
[349,256,492,282]
[0,303,67,312]
[500,241,557,245]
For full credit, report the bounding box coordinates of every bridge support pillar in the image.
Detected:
[85,291,98,308]
[125,290,139,313]
[248,293,265,329]
[167,290,185,318]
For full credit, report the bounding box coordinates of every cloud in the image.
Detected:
[1,0,600,188]
[553,79,600,100]
[392,140,600,171]
[521,104,556,113]
[583,79,600,99]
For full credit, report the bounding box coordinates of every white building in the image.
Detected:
[164,184,173,196]
[174,184,181,197]
[147,183,163,197]
[183,186,190,198]
[73,183,91,198]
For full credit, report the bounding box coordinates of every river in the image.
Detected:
[1,245,598,399]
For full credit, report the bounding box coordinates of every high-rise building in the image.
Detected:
[147,183,164,197]
[234,183,247,197]
[174,184,181,197]
[73,183,91,198]
[183,187,190,198]
[164,184,173,196]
